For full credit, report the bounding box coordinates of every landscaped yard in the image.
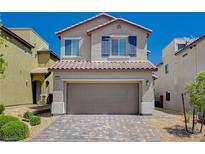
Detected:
[0,104,59,141]
[148,108,205,142]
[1,104,205,142]
[24,112,59,141]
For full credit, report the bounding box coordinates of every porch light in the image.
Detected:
[146,80,150,86]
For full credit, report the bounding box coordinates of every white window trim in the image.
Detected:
[110,35,129,38]
[110,37,128,57]
[63,37,81,57]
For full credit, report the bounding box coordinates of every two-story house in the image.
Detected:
[50,13,157,115]
[154,36,205,112]
[0,26,59,106]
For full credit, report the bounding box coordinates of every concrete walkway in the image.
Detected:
[31,115,161,142]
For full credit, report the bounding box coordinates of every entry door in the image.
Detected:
[36,81,41,102]
[66,83,139,114]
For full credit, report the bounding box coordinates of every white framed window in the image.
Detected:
[111,37,127,56]
[64,38,80,57]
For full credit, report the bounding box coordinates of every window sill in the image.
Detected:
[62,56,80,58]
[108,56,131,59]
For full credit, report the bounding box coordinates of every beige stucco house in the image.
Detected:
[0,26,59,106]
[154,36,205,112]
[50,13,157,115]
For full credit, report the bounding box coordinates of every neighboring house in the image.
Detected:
[0,26,59,106]
[50,13,157,115]
[154,36,205,112]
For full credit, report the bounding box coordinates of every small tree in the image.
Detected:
[185,71,205,133]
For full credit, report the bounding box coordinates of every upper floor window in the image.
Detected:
[64,39,80,56]
[166,91,170,101]
[165,64,169,74]
[111,38,126,56]
[101,36,137,57]
[177,44,185,50]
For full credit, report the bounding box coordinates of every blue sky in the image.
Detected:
[1,12,205,64]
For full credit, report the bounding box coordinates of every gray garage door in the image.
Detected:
[66,83,139,114]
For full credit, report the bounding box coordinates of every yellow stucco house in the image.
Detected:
[0,26,59,106]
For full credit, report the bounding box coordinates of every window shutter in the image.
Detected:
[128,36,137,57]
[101,36,110,56]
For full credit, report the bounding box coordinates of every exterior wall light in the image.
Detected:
[146,80,150,86]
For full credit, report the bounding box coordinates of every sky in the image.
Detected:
[1,12,205,65]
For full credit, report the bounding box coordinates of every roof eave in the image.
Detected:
[49,68,158,72]
[87,18,152,36]
[1,26,34,48]
[37,49,60,60]
[175,34,205,56]
[55,13,115,36]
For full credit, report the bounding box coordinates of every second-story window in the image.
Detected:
[177,44,185,50]
[111,38,126,56]
[101,36,137,57]
[65,39,80,56]
[165,64,169,74]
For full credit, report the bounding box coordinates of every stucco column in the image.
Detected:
[51,76,65,114]
[140,78,154,115]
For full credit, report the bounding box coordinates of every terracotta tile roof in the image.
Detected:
[87,18,152,36]
[49,60,157,71]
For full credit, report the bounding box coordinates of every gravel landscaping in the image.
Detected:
[147,109,205,142]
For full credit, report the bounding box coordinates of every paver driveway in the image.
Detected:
[31,115,161,142]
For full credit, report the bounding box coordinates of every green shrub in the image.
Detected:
[0,115,19,129]
[23,111,33,120]
[0,121,29,141]
[0,104,5,114]
[30,116,41,126]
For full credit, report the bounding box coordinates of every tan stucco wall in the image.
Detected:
[52,70,154,114]
[0,29,57,106]
[0,31,34,106]
[59,16,148,62]
[59,16,112,61]
[11,28,49,68]
[90,21,148,61]
[155,38,205,112]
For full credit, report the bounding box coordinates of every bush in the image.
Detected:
[23,111,33,120]
[30,116,41,126]
[0,104,5,114]
[0,121,29,141]
[0,115,19,129]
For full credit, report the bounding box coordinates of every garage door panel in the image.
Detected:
[67,83,139,114]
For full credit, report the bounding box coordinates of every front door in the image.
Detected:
[32,81,41,104]
[160,95,163,108]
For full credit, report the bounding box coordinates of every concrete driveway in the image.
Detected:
[31,115,161,142]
